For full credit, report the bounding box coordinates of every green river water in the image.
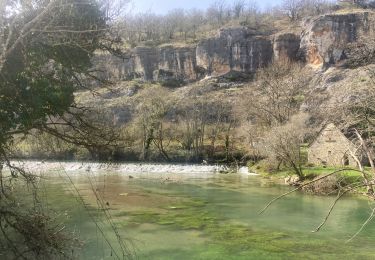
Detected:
[40,167,375,260]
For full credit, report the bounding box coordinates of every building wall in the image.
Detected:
[308,124,357,167]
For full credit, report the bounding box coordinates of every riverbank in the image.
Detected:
[6,159,364,196]
[249,162,365,195]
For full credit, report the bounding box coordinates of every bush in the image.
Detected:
[303,175,339,195]
[305,162,315,168]
[250,159,280,174]
[160,78,183,88]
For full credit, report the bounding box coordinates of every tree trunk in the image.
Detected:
[0,161,4,198]
[289,159,303,180]
[354,129,374,194]
[154,124,170,162]
[141,129,154,161]
[225,134,230,162]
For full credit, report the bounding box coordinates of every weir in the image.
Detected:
[7,161,256,177]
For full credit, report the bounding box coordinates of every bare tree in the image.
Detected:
[262,113,309,179]
[206,100,235,162]
[165,9,186,39]
[242,0,260,25]
[282,0,335,21]
[207,0,230,26]
[175,98,211,161]
[232,0,246,18]
[240,60,311,128]
[308,0,335,15]
[135,87,171,161]
[282,0,304,21]
[185,9,205,39]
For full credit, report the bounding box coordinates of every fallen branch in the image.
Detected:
[347,206,375,242]
[312,182,365,233]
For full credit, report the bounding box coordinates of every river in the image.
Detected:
[20,161,375,259]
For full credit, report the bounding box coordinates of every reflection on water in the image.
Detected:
[32,162,375,259]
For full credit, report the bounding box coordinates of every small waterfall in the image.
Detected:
[6,161,258,177]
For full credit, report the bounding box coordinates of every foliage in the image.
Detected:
[0,0,131,258]
[282,0,335,21]
[118,0,339,47]
[0,0,106,148]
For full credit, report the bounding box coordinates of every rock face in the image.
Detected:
[95,45,200,82]
[91,52,136,82]
[157,45,201,81]
[273,33,301,61]
[94,27,277,82]
[133,47,159,81]
[196,27,273,76]
[94,12,375,83]
[300,11,375,66]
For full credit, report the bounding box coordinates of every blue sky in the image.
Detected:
[129,0,283,14]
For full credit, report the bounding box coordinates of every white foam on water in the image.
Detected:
[238,166,259,176]
[5,161,258,179]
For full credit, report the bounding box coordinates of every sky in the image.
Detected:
[129,0,283,14]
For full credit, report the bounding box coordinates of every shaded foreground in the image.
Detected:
[38,165,375,259]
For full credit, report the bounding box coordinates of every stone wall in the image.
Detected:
[308,124,357,167]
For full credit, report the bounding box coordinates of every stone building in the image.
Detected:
[308,123,358,167]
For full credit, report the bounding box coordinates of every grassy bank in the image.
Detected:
[249,162,366,195]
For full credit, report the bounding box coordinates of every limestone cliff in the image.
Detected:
[94,27,301,82]
[157,45,201,81]
[133,47,159,81]
[300,11,375,66]
[94,45,200,82]
[273,33,301,61]
[94,11,375,83]
[196,27,273,76]
[91,52,135,82]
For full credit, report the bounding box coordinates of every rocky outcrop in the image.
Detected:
[133,47,159,81]
[94,12,375,83]
[133,46,201,82]
[94,45,200,82]
[94,27,299,83]
[300,11,375,66]
[91,52,136,82]
[273,33,301,61]
[94,27,280,83]
[196,27,273,76]
[157,45,202,81]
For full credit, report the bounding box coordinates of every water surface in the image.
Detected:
[34,162,375,259]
